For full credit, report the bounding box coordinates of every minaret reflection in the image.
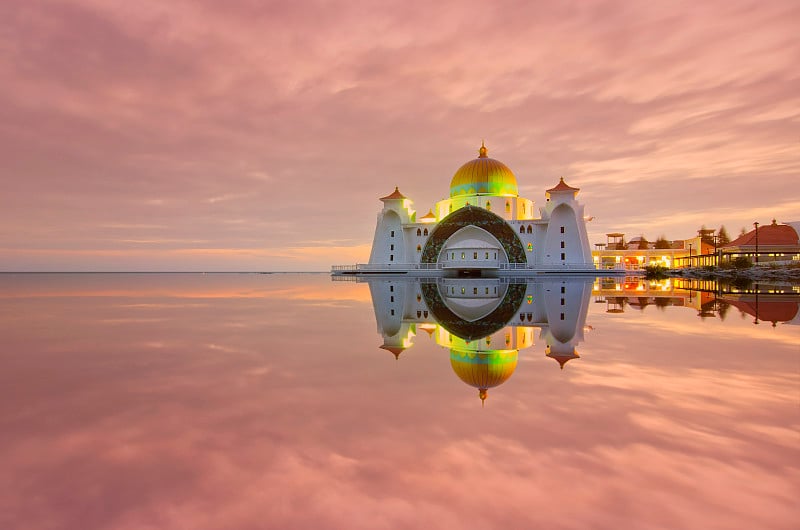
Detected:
[366,277,593,403]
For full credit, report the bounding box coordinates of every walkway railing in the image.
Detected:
[331,263,444,272]
[331,262,620,273]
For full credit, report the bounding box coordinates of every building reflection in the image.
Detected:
[591,276,800,326]
[366,277,592,404]
[358,275,799,403]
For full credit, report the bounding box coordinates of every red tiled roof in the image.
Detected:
[547,177,579,193]
[724,222,799,247]
[380,187,406,200]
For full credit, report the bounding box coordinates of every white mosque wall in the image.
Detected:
[541,202,593,266]
[368,209,405,265]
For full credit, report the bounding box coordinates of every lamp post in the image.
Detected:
[753,221,759,264]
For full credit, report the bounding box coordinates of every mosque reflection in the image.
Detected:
[366,276,591,405]
[359,276,799,404]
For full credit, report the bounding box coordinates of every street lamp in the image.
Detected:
[753,221,759,264]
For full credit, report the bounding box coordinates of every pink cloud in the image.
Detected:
[1,0,798,269]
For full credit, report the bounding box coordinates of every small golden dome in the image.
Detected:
[449,143,519,198]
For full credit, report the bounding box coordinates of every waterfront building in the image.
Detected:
[592,220,800,270]
[718,220,799,265]
[593,233,697,270]
[335,143,595,275]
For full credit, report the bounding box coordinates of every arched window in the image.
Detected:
[416,228,421,236]
[519,225,525,234]
[527,225,532,234]
[423,228,428,236]
[416,244,421,252]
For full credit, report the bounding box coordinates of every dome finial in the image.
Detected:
[478,140,488,158]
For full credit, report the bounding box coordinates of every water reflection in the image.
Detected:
[363,275,799,403]
[592,276,800,326]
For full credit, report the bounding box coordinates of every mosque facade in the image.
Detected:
[335,143,595,275]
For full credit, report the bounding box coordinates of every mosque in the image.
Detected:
[333,142,596,275]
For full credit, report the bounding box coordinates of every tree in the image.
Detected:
[654,236,671,249]
[637,235,650,249]
[717,226,730,244]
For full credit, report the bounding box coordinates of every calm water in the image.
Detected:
[0,273,798,530]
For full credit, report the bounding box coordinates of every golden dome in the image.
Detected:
[450,349,518,403]
[449,142,519,198]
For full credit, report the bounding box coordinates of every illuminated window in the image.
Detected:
[485,252,489,259]
[461,287,465,294]
[461,252,465,259]
[485,287,489,294]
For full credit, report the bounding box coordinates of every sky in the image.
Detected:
[1,0,798,271]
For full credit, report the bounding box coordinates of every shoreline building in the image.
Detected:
[334,143,597,276]
[592,221,799,270]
